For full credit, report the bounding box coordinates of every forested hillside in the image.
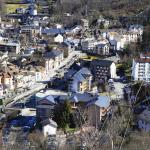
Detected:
[56,0,150,18]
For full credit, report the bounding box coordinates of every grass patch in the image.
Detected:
[6,4,28,14]
[116,63,123,69]
[81,55,100,61]
[6,0,23,3]
[65,127,76,133]
[6,4,42,14]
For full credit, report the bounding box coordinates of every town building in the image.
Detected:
[0,72,14,91]
[91,59,116,81]
[81,38,110,55]
[132,53,150,82]
[86,96,110,127]
[42,118,57,137]
[0,41,20,57]
[44,49,64,74]
[54,34,64,43]
[68,67,92,93]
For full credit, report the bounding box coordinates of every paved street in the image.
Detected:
[5,51,81,108]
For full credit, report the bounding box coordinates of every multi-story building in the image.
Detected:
[68,67,92,93]
[0,41,20,57]
[132,53,150,82]
[91,59,116,81]
[44,49,64,74]
[81,38,110,55]
[86,96,110,127]
[0,72,14,92]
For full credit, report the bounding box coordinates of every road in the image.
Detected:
[4,51,81,108]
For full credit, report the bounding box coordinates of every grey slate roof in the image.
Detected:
[97,44,106,48]
[73,67,91,82]
[38,95,56,105]
[44,49,63,59]
[91,59,113,67]
[41,118,58,128]
[70,92,96,103]
[42,28,65,35]
[87,96,110,108]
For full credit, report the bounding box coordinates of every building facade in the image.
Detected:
[91,60,116,81]
[132,53,150,82]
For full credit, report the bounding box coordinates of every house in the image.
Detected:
[44,49,64,73]
[36,94,56,122]
[71,25,82,34]
[95,43,110,55]
[109,38,121,51]
[38,95,56,106]
[86,96,110,127]
[0,41,20,57]
[138,108,150,132]
[81,37,110,55]
[54,34,64,43]
[42,28,65,36]
[81,38,98,51]
[97,16,110,28]
[129,25,143,35]
[14,71,35,89]
[132,53,150,82]
[36,105,54,123]
[68,67,92,93]
[58,41,74,58]
[22,48,35,57]
[70,92,96,108]
[41,118,57,137]
[20,26,41,36]
[28,4,37,16]
[0,72,14,90]
[91,59,116,81]
[81,19,89,30]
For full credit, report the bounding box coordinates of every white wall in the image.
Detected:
[54,35,64,43]
[43,125,57,137]
[110,63,116,78]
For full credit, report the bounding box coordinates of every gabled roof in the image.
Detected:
[97,44,107,48]
[73,67,92,82]
[109,39,117,46]
[91,59,113,67]
[87,96,110,108]
[41,118,57,128]
[38,95,55,105]
[44,49,63,59]
[70,92,96,103]
[42,28,65,35]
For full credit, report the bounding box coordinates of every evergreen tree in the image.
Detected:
[54,100,72,129]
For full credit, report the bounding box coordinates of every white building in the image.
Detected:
[42,118,57,137]
[54,34,64,43]
[44,49,64,74]
[95,44,110,55]
[81,38,110,55]
[129,25,143,35]
[97,16,110,28]
[132,53,150,82]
